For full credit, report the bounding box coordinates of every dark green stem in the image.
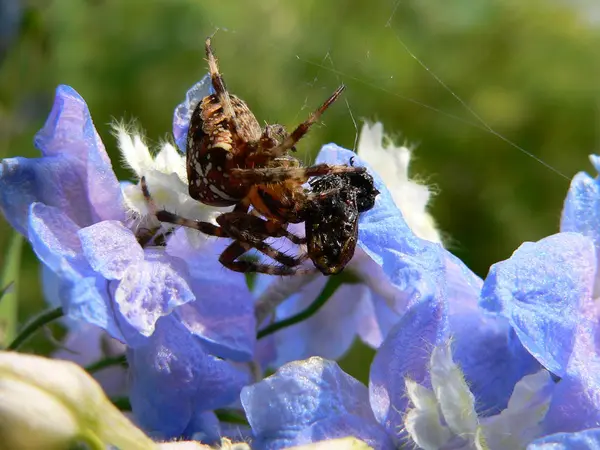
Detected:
[7,306,64,350]
[257,272,358,339]
[111,396,132,411]
[215,409,249,426]
[85,354,128,373]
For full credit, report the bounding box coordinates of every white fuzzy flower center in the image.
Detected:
[113,124,231,246]
[357,122,442,244]
[403,341,553,450]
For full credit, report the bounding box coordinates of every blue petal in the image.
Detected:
[78,220,144,280]
[543,303,600,433]
[172,75,214,152]
[480,232,596,376]
[33,85,124,222]
[181,410,222,444]
[451,316,540,415]
[0,85,124,234]
[167,231,256,361]
[28,202,86,272]
[0,156,96,235]
[115,249,196,338]
[369,295,448,443]
[316,144,446,314]
[355,292,401,349]
[241,357,393,450]
[128,316,251,440]
[269,278,371,366]
[528,428,600,449]
[561,171,600,246]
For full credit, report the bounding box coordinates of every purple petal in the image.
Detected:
[480,232,596,376]
[173,75,213,152]
[561,162,600,296]
[316,144,446,314]
[561,171,600,243]
[241,357,392,450]
[0,85,124,234]
[33,85,124,222]
[78,221,144,280]
[181,411,221,444]
[168,232,256,361]
[115,250,195,337]
[52,323,127,398]
[528,428,600,449]
[129,316,251,440]
[355,292,401,349]
[267,277,370,366]
[28,202,85,272]
[0,156,96,235]
[543,302,600,433]
[438,250,542,414]
[369,295,448,443]
[451,315,540,415]
[66,274,125,342]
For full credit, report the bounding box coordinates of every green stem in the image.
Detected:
[0,232,24,345]
[111,396,132,411]
[257,272,358,339]
[6,306,64,350]
[215,409,249,426]
[85,354,128,373]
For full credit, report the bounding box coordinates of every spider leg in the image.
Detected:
[216,212,307,245]
[220,241,312,276]
[230,162,365,184]
[205,36,236,120]
[264,85,345,157]
[140,176,229,237]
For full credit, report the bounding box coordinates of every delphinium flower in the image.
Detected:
[0,78,256,441]
[520,154,600,437]
[253,122,445,368]
[241,145,598,449]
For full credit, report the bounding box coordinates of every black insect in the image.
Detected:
[305,169,379,275]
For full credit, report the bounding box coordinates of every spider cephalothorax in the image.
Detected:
[142,37,378,275]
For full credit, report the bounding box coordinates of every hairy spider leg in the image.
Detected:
[214,211,306,245]
[205,36,236,121]
[262,84,346,158]
[140,177,311,274]
[230,162,366,184]
[219,241,312,276]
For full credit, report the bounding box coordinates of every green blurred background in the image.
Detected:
[1,0,599,379]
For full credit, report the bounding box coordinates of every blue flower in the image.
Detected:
[562,155,600,298]
[528,428,600,449]
[253,142,451,367]
[528,154,600,434]
[242,200,596,449]
[0,82,257,439]
[128,315,252,441]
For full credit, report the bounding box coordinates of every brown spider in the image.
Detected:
[141,166,379,276]
[142,36,374,275]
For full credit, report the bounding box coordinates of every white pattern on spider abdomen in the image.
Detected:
[185,93,262,206]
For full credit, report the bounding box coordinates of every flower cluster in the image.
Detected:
[1,75,600,450]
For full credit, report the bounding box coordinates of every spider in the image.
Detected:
[141,163,379,276]
[142,36,374,275]
[185,36,365,219]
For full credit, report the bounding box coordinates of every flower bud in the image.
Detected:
[0,351,156,450]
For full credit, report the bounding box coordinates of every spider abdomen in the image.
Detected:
[186,93,262,206]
